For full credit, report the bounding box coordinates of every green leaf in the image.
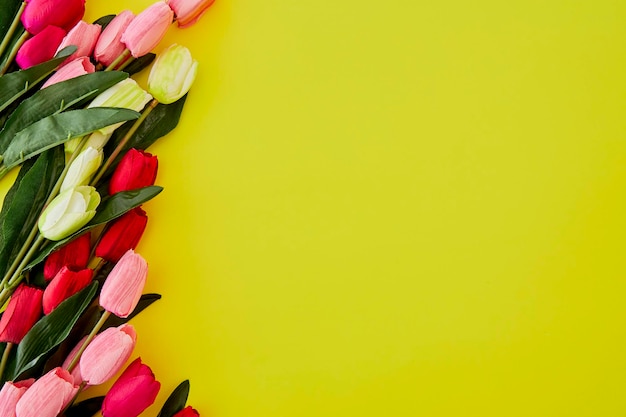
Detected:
[0,71,129,154]
[25,186,163,269]
[93,14,116,28]
[0,0,22,39]
[103,294,162,329]
[0,46,76,113]
[124,53,156,76]
[1,107,140,170]
[66,397,105,417]
[157,380,191,417]
[9,282,98,380]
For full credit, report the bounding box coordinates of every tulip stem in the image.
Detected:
[0,30,29,76]
[116,56,135,72]
[66,310,111,373]
[0,2,26,66]
[105,49,131,72]
[0,342,13,381]
[92,99,158,186]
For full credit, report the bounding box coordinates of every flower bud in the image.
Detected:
[101,358,160,417]
[38,186,100,241]
[60,147,103,192]
[64,131,113,159]
[43,232,91,280]
[0,379,35,417]
[15,25,66,69]
[100,250,147,318]
[15,368,79,417]
[43,266,93,314]
[148,43,197,104]
[0,284,43,344]
[79,324,137,385]
[42,57,95,89]
[55,21,101,64]
[173,406,200,417]
[120,2,174,58]
[96,207,148,263]
[21,0,85,35]
[93,10,135,67]
[109,149,158,195]
[167,0,215,28]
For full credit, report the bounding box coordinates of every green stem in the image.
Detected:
[0,218,39,289]
[0,2,26,61]
[91,99,158,185]
[0,233,45,307]
[66,310,111,372]
[0,342,13,380]
[105,49,131,72]
[0,30,29,76]
[115,56,135,72]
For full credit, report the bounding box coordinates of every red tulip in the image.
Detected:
[93,10,135,67]
[0,285,43,344]
[120,2,174,58]
[42,56,95,89]
[96,207,148,263]
[0,379,35,417]
[14,368,79,417]
[99,249,148,318]
[167,0,215,28]
[101,358,160,417]
[173,406,200,417]
[43,232,91,281]
[79,324,137,385]
[15,25,66,69]
[21,0,85,35]
[42,266,93,314]
[108,149,158,195]
[55,21,101,64]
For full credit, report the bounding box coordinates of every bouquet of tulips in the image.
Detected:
[0,0,215,415]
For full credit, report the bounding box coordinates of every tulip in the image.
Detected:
[173,406,200,417]
[148,43,198,104]
[79,324,137,385]
[121,2,174,58]
[42,266,93,314]
[60,147,103,192]
[167,0,215,28]
[108,149,158,195]
[94,10,135,67]
[55,21,101,64]
[99,250,148,318]
[38,186,100,241]
[0,379,35,417]
[42,56,95,89]
[43,232,91,280]
[60,335,87,385]
[15,368,79,417]
[101,358,160,417]
[0,285,43,344]
[65,131,113,158]
[96,207,148,263]
[15,25,66,69]
[21,0,85,35]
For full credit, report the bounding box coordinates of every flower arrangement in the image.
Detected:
[0,0,215,415]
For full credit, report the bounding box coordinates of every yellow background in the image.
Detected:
[5,0,626,416]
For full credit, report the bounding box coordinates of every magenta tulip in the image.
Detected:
[0,379,35,417]
[0,285,43,344]
[43,232,91,281]
[93,10,135,67]
[173,406,200,417]
[99,249,148,318]
[43,266,93,314]
[167,0,215,28]
[101,358,160,417]
[79,324,137,385]
[56,21,101,64]
[15,25,66,69]
[96,207,148,263]
[15,368,79,417]
[120,2,174,58]
[109,149,158,195]
[21,0,85,35]
[42,56,95,88]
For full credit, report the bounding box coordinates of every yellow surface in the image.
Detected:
[3,0,626,416]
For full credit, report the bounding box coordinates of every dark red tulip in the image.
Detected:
[95,207,148,263]
[42,266,93,314]
[102,358,160,417]
[0,284,43,344]
[173,406,200,417]
[109,149,158,195]
[21,0,85,35]
[43,232,91,281]
[16,25,66,69]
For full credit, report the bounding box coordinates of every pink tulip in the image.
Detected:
[0,379,35,417]
[99,250,148,318]
[61,335,87,385]
[173,406,200,417]
[78,324,137,385]
[93,10,135,67]
[43,266,93,314]
[43,232,91,281]
[15,25,66,69]
[15,368,79,417]
[56,21,101,64]
[121,2,174,58]
[0,285,43,344]
[101,358,160,417]
[42,57,95,88]
[167,0,215,28]
[21,0,85,35]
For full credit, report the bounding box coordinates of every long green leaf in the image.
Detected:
[0,0,22,39]
[1,107,140,170]
[0,46,76,113]
[9,282,98,380]
[157,380,191,417]
[0,71,129,154]
[103,294,162,329]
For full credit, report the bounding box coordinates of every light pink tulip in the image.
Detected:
[15,25,66,69]
[167,0,215,28]
[15,368,78,417]
[56,21,101,65]
[94,10,135,67]
[121,2,174,58]
[42,57,95,88]
[79,324,137,385]
[0,379,35,417]
[99,250,148,318]
[101,358,160,417]
[61,335,88,385]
